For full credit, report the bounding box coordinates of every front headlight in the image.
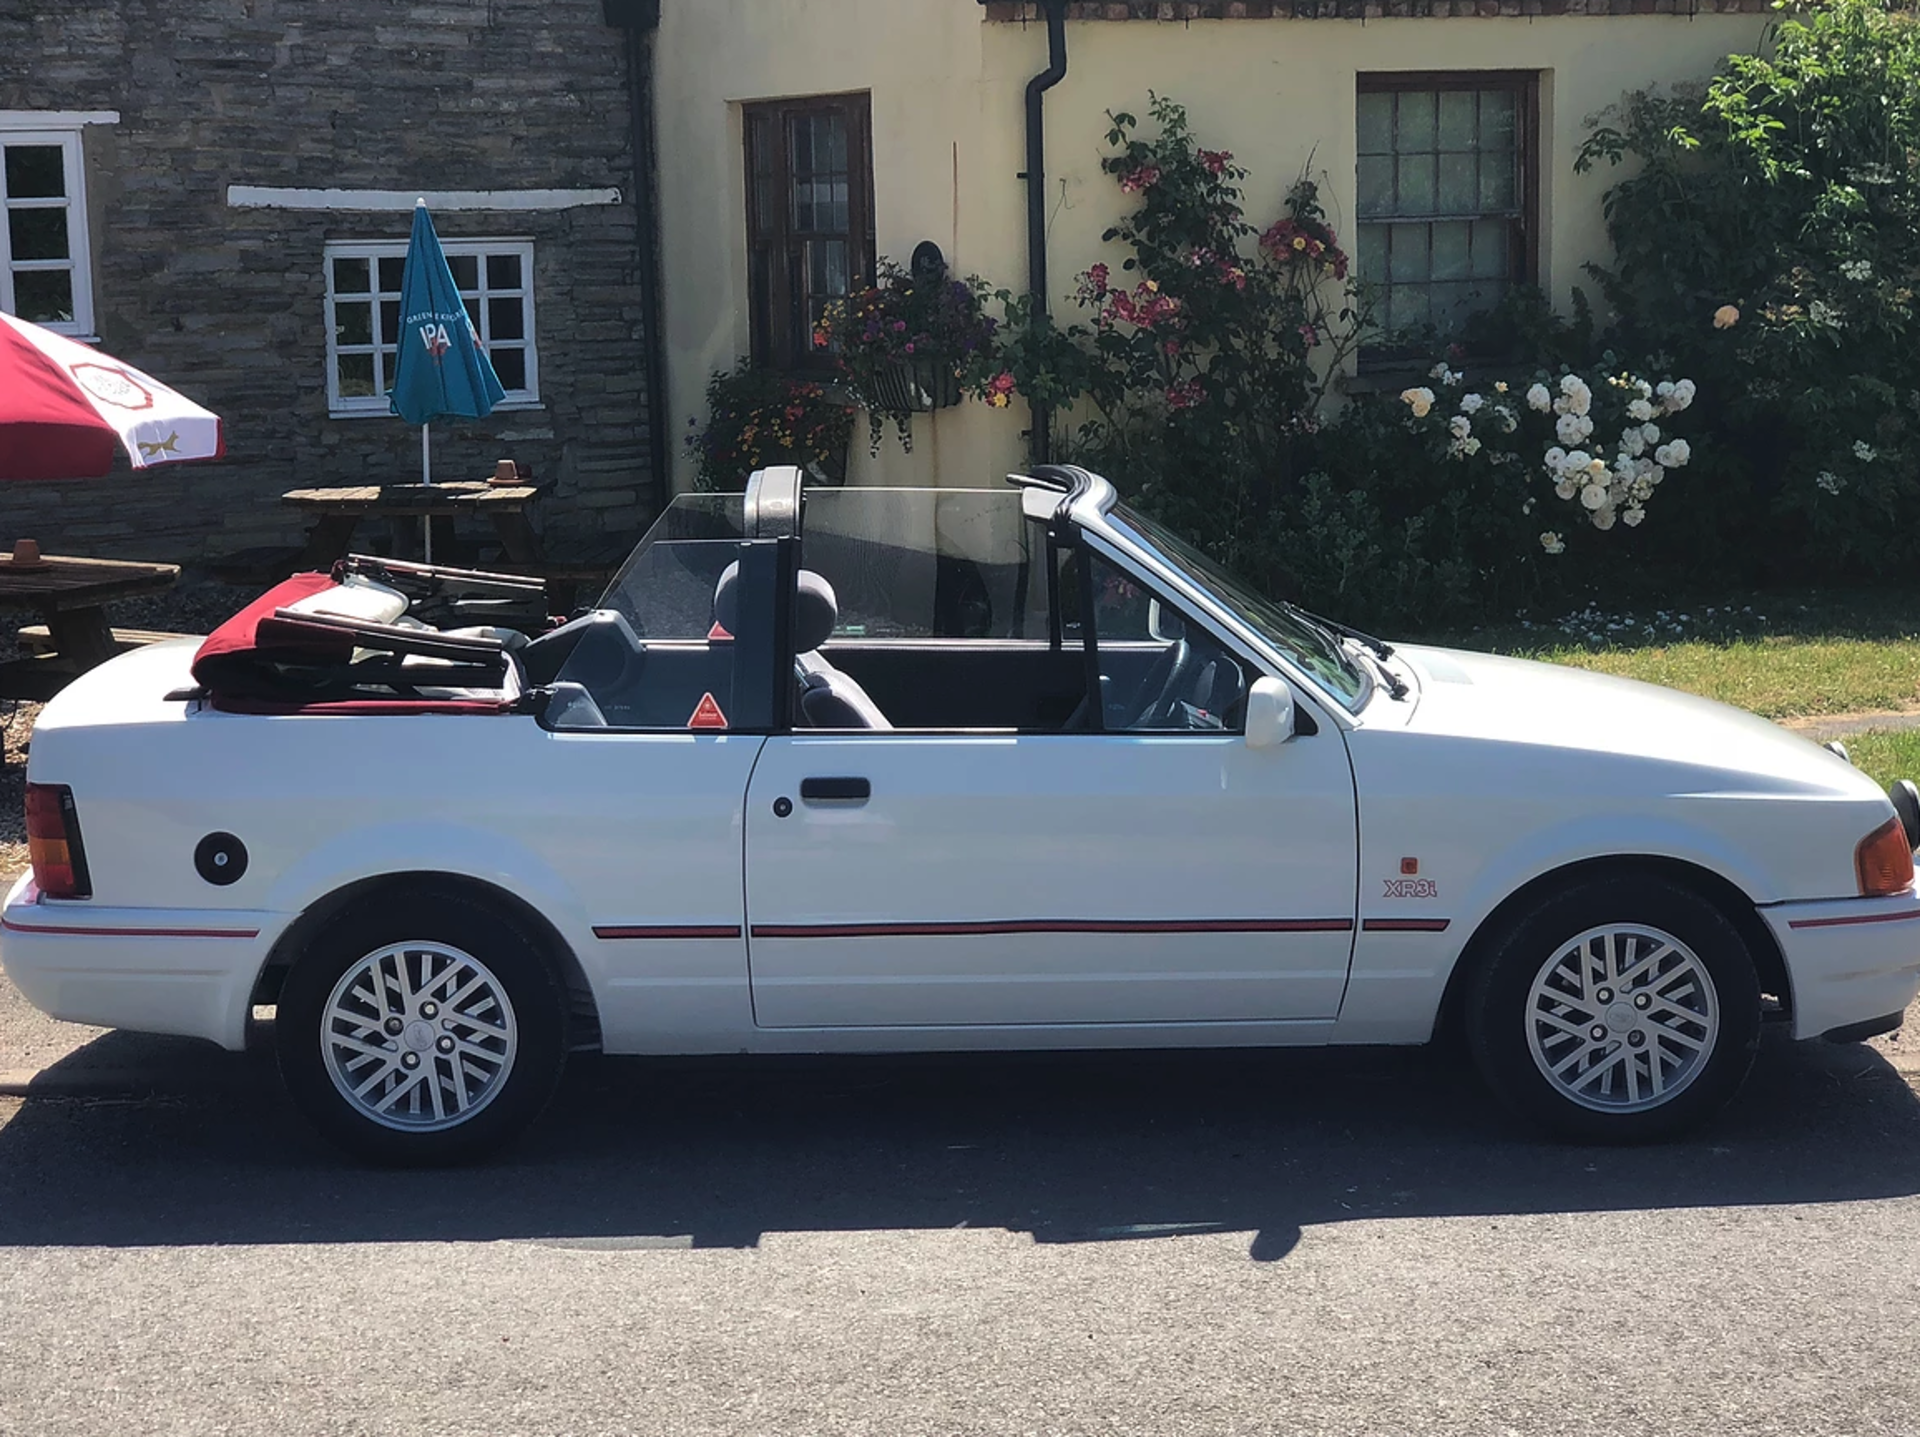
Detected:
[1855,816,1916,897]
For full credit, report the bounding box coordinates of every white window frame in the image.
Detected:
[323,236,540,419]
[0,127,94,337]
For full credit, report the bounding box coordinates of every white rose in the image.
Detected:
[1656,381,1675,398]
[1539,531,1566,555]
[1554,479,1577,500]
[1556,414,1585,445]
[1622,430,1646,458]
[1495,406,1518,434]
[1401,386,1435,418]
[1666,379,1695,412]
[1430,363,1450,381]
[1459,393,1485,415]
[1463,436,1482,456]
[1587,458,1609,478]
[1526,383,1552,412]
[1559,374,1583,395]
[1563,449,1590,472]
[1627,398,1656,422]
[1591,506,1617,531]
[1580,483,1608,510]
[1567,387,1592,418]
[1450,415,1472,440]
[1666,438,1690,467]
[1544,446,1568,470]
[1623,507,1645,527]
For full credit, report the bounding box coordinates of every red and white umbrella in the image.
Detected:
[0,312,223,480]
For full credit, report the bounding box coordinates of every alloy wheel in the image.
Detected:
[1524,923,1720,1113]
[319,941,519,1132]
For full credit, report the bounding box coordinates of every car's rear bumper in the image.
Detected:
[1761,890,1920,1041]
[0,873,283,1051]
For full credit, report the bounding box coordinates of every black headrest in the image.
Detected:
[712,562,838,654]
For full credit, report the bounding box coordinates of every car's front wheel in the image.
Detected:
[276,890,567,1164]
[1466,876,1762,1142]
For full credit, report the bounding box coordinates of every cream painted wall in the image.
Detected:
[656,4,1765,493]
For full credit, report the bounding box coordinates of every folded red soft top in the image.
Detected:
[190,573,346,687]
[187,570,519,714]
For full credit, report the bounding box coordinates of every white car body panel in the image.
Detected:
[5,480,1919,1075]
[742,724,1355,1027]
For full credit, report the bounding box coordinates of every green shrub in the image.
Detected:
[1579,0,1920,580]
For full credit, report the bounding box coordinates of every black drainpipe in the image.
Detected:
[604,0,670,518]
[1020,0,1068,464]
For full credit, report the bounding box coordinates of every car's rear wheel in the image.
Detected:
[1466,876,1762,1141]
[276,891,567,1164]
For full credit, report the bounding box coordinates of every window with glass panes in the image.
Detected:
[744,93,874,370]
[323,238,537,416]
[1356,74,1535,347]
[1,130,92,335]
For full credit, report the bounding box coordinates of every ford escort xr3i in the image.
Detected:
[6,466,1918,1162]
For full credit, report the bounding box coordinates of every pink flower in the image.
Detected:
[1119,164,1162,195]
[1167,379,1204,412]
[1197,149,1231,175]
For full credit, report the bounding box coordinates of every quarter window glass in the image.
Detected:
[798,487,1050,639]
[548,496,770,732]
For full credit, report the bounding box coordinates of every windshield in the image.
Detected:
[1107,505,1371,710]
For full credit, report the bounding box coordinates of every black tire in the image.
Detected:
[1466,875,1762,1142]
[276,889,568,1165]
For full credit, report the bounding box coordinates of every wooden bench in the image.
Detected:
[16,624,197,657]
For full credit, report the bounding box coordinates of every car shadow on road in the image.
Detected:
[0,1028,1915,1262]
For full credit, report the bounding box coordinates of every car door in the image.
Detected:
[742,542,1359,1031]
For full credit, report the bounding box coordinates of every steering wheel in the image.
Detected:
[1119,638,1193,729]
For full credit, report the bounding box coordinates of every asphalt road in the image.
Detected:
[2,986,1919,1437]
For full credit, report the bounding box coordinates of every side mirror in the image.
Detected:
[1245,676,1296,748]
[1146,598,1186,643]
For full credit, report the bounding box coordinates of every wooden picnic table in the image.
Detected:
[282,480,547,569]
[0,553,180,702]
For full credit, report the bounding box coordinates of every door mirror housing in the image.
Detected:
[1245,676,1295,748]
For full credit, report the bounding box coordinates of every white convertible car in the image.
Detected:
[5,466,1918,1162]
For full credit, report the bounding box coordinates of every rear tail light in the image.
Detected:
[25,783,91,900]
[1855,816,1915,898]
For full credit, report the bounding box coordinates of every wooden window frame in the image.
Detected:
[1355,71,1540,363]
[0,126,93,337]
[743,92,876,373]
[323,236,539,418]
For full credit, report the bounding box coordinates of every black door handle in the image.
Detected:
[800,776,870,802]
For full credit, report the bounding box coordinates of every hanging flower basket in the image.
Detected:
[814,258,1001,452]
[869,357,964,414]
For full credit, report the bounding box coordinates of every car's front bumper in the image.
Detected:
[0,873,284,1051]
[1762,889,1920,1040]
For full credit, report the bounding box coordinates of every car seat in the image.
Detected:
[711,562,891,730]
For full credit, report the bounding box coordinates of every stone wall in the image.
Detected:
[0,0,657,564]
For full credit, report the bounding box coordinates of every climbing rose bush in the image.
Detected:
[1397,362,1698,550]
